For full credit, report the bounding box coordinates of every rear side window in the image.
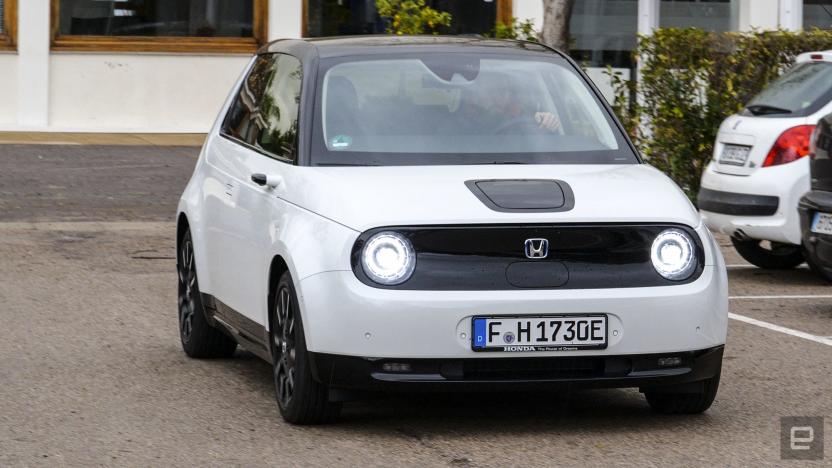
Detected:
[745,62,832,118]
[222,54,303,162]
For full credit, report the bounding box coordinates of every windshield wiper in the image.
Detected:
[746,104,793,116]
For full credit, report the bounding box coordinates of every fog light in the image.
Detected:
[657,357,682,367]
[382,363,411,373]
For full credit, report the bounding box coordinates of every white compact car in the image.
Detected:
[699,51,832,269]
[176,37,728,425]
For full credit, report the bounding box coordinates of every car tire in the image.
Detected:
[730,238,804,269]
[177,229,237,359]
[271,272,341,425]
[803,246,832,283]
[644,373,720,414]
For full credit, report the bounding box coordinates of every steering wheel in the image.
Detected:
[492,116,544,135]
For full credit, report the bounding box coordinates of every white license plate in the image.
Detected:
[811,212,832,235]
[719,144,751,166]
[472,315,607,352]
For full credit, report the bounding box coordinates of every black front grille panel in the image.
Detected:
[351,224,705,290]
[459,356,608,381]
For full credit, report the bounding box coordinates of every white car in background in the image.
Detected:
[699,51,832,269]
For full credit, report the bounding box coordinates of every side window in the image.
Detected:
[222,53,302,162]
[222,55,274,146]
[257,55,302,161]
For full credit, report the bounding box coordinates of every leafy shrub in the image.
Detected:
[610,28,832,200]
[376,0,451,35]
[494,17,539,42]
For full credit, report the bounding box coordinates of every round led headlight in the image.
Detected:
[361,232,416,285]
[651,229,696,280]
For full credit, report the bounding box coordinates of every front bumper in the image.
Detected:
[309,346,724,393]
[297,262,727,359]
[698,160,810,244]
[799,190,832,276]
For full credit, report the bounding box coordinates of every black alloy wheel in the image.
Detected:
[178,237,197,344]
[177,229,237,358]
[271,272,341,424]
[273,284,296,409]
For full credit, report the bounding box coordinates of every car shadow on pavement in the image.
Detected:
[337,391,719,435]
[222,350,719,433]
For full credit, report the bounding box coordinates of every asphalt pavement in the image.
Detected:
[0,144,830,466]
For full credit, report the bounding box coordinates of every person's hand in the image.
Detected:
[535,112,561,133]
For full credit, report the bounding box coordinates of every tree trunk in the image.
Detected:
[540,0,575,53]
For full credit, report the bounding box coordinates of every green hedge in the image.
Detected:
[610,28,832,201]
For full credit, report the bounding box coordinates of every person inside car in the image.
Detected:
[457,72,562,135]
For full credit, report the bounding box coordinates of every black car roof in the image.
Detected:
[259,36,561,60]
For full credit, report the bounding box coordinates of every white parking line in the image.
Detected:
[726,264,808,269]
[728,313,832,347]
[729,295,832,300]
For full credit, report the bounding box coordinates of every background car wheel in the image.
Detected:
[730,238,804,269]
[644,373,720,414]
[803,246,832,283]
[178,229,237,358]
[271,272,341,425]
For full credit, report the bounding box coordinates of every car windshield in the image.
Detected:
[745,61,832,117]
[310,53,638,166]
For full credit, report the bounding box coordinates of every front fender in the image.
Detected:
[176,144,213,293]
[265,202,359,332]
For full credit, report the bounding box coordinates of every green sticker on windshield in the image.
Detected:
[330,134,353,150]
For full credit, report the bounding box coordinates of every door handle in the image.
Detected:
[251,173,283,189]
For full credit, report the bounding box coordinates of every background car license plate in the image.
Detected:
[719,144,751,166]
[811,212,832,235]
[472,315,607,352]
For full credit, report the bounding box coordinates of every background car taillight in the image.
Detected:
[762,125,816,167]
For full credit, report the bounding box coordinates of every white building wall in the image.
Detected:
[0,54,17,125]
[737,0,801,31]
[739,0,779,30]
[0,0,810,133]
[48,54,251,132]
[513,0,544,30]
[778,0,802,31]
[2,0,304,133]
[16,0,49,127]
[270,0,303,41]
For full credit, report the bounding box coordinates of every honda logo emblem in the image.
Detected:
[524,238,549,259]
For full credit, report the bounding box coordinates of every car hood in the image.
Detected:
[287,164,700,232]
